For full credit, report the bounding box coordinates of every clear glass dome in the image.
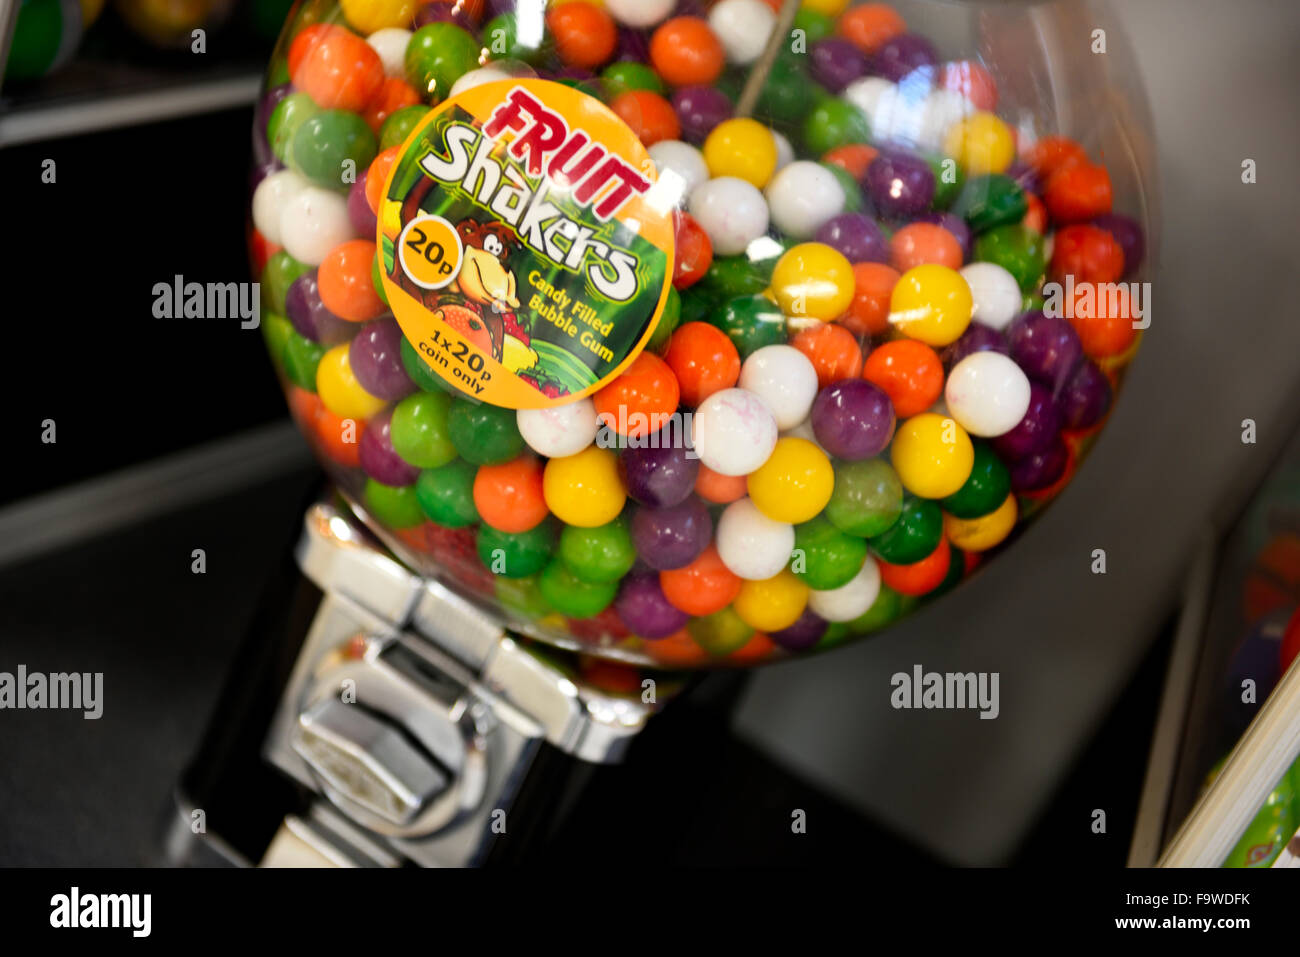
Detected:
[250,0,1156,668]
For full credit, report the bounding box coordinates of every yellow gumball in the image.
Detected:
[891,413,975,499]
[944,494,1018,552]
[543,446,627,528]
[317,344,388,421]
[340,0,417,35]
[734,570,809,633]
[747,438,834,524]
[943,111,1015,176]
[802,0,850,16]
[703,118,779,188]
[771,243,856,321]
[889,263,973,347]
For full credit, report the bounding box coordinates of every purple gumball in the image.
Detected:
[871,34,938,83]
[941,321,1007,371]
[865,149,935,219]
[1058,360,1112,430]
[630,497,712,571]
[350,318,416,401]
[672,85,732,144]
[1006,312,1082,392]
[348,169,378,237]
[360,409,420,487]
[811,379,895,460]
[810,38,870,93]
[286,271,355,346]
[620,441,700,508]
[615,573,689,639]
[814,212,889,264]
[769,609,828,652]
[992,381,1060,461]
[1008,434,1068,492]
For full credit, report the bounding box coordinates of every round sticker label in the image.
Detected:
[378,79,675,409]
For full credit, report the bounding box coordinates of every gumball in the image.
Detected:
[973,223,1046,292]
[548,3,617,69]
[868,495,942,564]
[695,463,749,505]
[659,544,743,616]
[953,174,1027,235]
[944,112,1015,176]
[1009,434,1069,492]
[688,176,769,256]
[319,240,386,321]
[340,0,415,34]
[822,143,878,180]
[825,458,903,538]
[891,413,975,499]
[665,322,741,407]
[478,520,556,579]
[473,456,548,534]
[1058,360,1112,430]
[671,85,733,144]
[942,441,1011,518]
[1050,224,1125,284]
[991,381,1060,460]
[316,404,366,468]
[350,317,416,402]
[843,262,900,337]
[709,294,788,358]
[651,16,725,87]
[253,169,308,246]
[807,558,881,622]
[611,90,680,146]
[292,25,385,113]
[767,609,827,652]
[672,211,714,288]
[283,330,327,392]
[871,33,938,83]
[683,606,753,656]
[603,61,666,99]
[366,26,412,78]
[866,150,936,220]
[811,379,894,460]
[708,0,775,66]
[838,3,906,55]
[1044,163,1113,223]
[691,387,779,476]
[364,479,425,528]
[914,211,973,261]
[620,442,700,508]
[387,390,455,469]
[766,161,846,239]
[941,321,1007,372]
[810,37,870,94]
[888,264,974,347]
[616,573,691,639]
[559,518,637,585]
[861,338,945,418]
[734,570,809,633]
[747,438,834,524]
[889,223,964,272]
[879,537,951,597]
[544,446,627,528]
[790,323,864,388]
[593,353,680,438]
[539,560,618,618]
[814,213,889,264]
[406,22,480,98]
[737,345,819,430]
[1091,213,1146,276]
[1022,135,1086,180]
[945,352,1032,438]
[379,104,430,150]
[445,401,524,466]
[958,262,1022,330]
[648,140,709,203]
[360,408,420,485]
[415,459,479,528]
[770,243,856,321]
[517,399,599,459]
[703,118,779,188]
[280,187,354,266]
[716,498,796,581]
[793,516,868,591]
[350,173,380,236]
[1006,312,1082,390]
[802,98,872,157]
[317,344,387,420]
[1066,282,1138,359]
[945,494,1017,552]
[263,250,312,315]
[939,59,997,110]
[605,0,675,29]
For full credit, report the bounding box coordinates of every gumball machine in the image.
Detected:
[179,0,1158,866]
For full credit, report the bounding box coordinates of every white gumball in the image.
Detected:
[708,0,776,65]
[765,161,845,239]
[959,262,1023,330]
[808,559,882,622]
[738,345,819,431]
[944,351,1032,438]
[692,388,779,476]
[367,28,411,78]
[688,176,770,256]
[280,187,354,266]
[518,399,600,458]
[916,88,974,153]
[716,498,796,580]
[771,130,794,171]
[842,76,895,118]
[450,66,514,97]
[252,169,308,246]
[605,0,675,29]
[649,140,710,206]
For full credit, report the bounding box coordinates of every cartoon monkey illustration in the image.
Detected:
[452,218,537,374]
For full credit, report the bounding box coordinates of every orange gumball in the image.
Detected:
[319,240,387,321]
[659,545,742,616]
[287,386,323,430]
[610,90,680,146]
[1067,283,1137,359]
[1023,192,1048,234]
[650,17,724,87]
[642,629,710,667]
[287,23,332,78]
[365,146,401,214]
[363,77,419,134]
[890,222,964,272]
[695,463,749,505]
[823,143,879,181]
[664,322,740,407]
[1045,163,1113,223]
[861,339,944,418]
[791,322,865,388]
[843,262,900,337]
[315,405,366,468]
[291,24,384,113]
[1021,135,1087,180]
[879,537,952,596]
[593,353,680,438]
[1051,224,1125,284]
[473,456,548,534]
[838,3,907,54]
[547,3,618,69]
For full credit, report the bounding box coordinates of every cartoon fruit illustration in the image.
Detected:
[435,302,492,354]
